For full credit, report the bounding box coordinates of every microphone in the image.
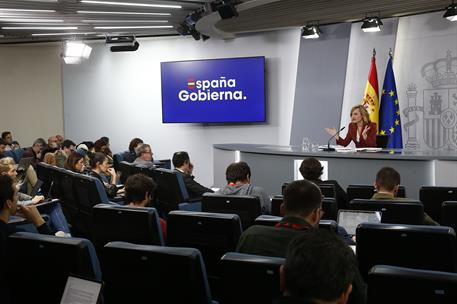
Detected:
[323,126,345,152]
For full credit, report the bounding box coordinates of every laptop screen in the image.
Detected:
[337,210,382,235]
[60,276,102,304]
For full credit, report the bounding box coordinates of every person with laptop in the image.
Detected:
[372,167,438,226]
[217,161,271,214]
[237,180,366,304]
[278,230,357,304]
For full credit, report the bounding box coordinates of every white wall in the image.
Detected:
[63,29,301,187]
[0,44,64,147]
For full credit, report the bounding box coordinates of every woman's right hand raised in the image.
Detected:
[324,127,337,136]
[324,127,340,140]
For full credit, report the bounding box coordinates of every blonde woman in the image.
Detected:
[325,105,377,148]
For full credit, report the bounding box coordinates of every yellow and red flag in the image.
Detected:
[361,49,379,131]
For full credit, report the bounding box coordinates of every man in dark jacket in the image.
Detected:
[172,151,213,200]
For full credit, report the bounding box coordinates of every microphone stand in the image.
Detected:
[323,126,345,152]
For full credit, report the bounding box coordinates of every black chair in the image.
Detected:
[59,169,79,229]
[347,184,406,202]
[420,186,457,224]
[368,265,457,304]
[319,219,338,233]
[36,162,53,197]
[269,196,337,221]
[254,215,338,233]
[442,201,457,232]
[151,168,195,214]
[8,232,101,304]
[220,252,284,304]
[322,197,337,221]
[118,160,136,184]
[271,195,283,216]
[356,223,457,279]
[202,193,261,229]
[72,173,112,237]
[167,210,242,276]
[103,241,216,304]
[254,215,282,226]
[349,199,424,225]
[318,183,336,199]
[93,204,164,250]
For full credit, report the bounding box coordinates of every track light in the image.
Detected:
[301,23,320,39]
[62,41,92,64]
[443,2,457,21]
[106,35,140,52]
[361,16,383,32]
[211,0,238,19]
[176,7,210,42]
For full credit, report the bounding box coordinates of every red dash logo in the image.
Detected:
[187,79,196,90]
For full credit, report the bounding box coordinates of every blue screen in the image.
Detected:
[161,56,266,123]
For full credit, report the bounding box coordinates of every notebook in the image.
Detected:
[337,209,382,236]
[60,275,103,304]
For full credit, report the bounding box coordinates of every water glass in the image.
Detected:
[302,137,310,151]
[311,142,320,152]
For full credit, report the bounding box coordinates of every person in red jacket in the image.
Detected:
[325,105,377,148]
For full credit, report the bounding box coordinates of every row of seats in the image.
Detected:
[6,227,457,304]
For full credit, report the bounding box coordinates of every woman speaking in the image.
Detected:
[325,105,377,148]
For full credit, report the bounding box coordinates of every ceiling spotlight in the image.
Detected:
[301,23,320,39]
[211,0,238,19]
[62,41,92,64]
[361,16,383,32]
[443,2,457,21]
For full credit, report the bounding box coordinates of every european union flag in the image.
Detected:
[379,56,403,149]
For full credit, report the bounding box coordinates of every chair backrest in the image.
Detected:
[318,183,336,198]
[347,184,406,202]
[202,193,261,229]
[155,158,172,169]
[36,162,55,198]
[254,215,282,226]
[112,152,125,171]
[322,197,338,221]
[356,223,457,279]
[59,169,79,226]
[220,252,284,304]
[103,241,214,304]
[420,186,457,224]
[281,182,289,195]
[271,195,283,216]
[318,219,338,233]
[93,204,164,250]
[442,201,457,232]
[13,148,25,162]
[367,265,457,304]
[254,215,338,233]
[269,195,336,221]
[8,232,101,304]
[167,210,242,276]
[72,173,110,237]
[151,168,189,213]
[349,199,424,225]
[118,160,136,184]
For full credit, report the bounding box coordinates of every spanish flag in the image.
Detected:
[361,49,379,132]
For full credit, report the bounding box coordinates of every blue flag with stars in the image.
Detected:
[380,56,403,149]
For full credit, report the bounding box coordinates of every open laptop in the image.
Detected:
[337,210,382,236]
[60,275,103,304]
[17,157,33,171]
[29,179,44,197]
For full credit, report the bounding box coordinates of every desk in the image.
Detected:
[213,144,457,199]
